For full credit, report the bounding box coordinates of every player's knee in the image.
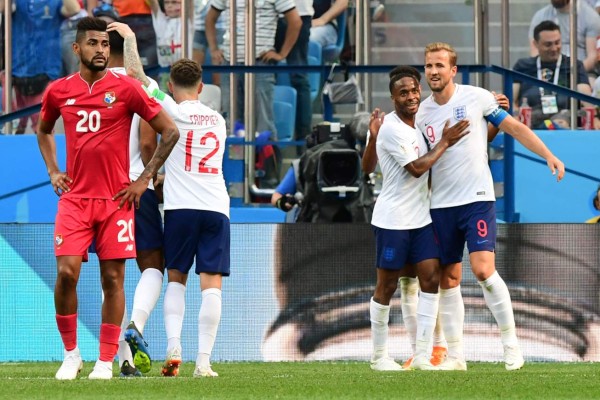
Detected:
[375,278,398,302]
[100,270,124,292]
[419,273,440,293]
[439,273,460,290]
[472,265,495,282]
[56,267,78,288]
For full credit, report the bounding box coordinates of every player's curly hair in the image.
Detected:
[75,17,108,43]
[170,59,203,88]
[425,42,458,67]
[388,66,421,94]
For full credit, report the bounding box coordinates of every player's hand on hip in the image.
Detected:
[113,180,146,210]
[547,155,565,182]
[49,171,72,196]
[442,119,470,146]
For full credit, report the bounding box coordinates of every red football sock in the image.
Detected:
[56,314,77,351]
[99,323,121,362]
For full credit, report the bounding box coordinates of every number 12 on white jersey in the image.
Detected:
[184,130,220,174]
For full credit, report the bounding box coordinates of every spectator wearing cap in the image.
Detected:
[92,2,121,24]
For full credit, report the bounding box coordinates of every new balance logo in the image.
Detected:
[65,99,76,105]
[125,244,134,251]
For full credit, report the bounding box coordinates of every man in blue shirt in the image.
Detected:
[0,0,80,133]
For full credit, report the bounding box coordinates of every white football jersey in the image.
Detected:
[154,93,230,217]
[111,67,159,190]
[371,112,431,230]
[416,84,498,209]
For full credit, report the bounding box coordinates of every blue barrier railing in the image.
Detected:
[3,64,600,222]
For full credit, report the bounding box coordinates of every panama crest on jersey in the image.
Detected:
[453,105,467,121]
[104,92,116,105]
[55,234,63,247]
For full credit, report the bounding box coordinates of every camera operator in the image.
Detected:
[271,112,374,222]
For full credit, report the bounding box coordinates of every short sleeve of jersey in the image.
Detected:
[275,0,296,14]
[120,75,162,123]
[276,166,296,195]
[379,121,418,168]
[40,81,61,123]
[479,88,509,128]
[211,0,226,11]
[147,88,181,118]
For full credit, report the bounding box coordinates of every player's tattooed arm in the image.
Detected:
[140,111,180,183]
[114,110,179,209]
[106,22,150,86]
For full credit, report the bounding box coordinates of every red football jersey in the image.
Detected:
[41,70,162,199]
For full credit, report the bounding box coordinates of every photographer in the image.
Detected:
[271,112,374,222]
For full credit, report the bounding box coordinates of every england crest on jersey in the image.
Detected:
[104,92,116,105]
[453,105,467,121]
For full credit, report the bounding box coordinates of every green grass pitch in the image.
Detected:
[1,362,599,399]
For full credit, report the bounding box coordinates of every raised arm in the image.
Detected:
[86,0,99,15]
[499,115,565,181]
[147,0,160,15]
[107,22,151,86]
[61,0,81,18]
[362,108,384,174]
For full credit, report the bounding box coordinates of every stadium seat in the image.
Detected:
[276,60,291,86]
[273,85,297,141]
[308,40,323,102]
[307,56,321,102]
[322,11,346,63]
[198,83,222,113]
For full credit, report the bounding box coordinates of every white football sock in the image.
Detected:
[370,297,390,361]
[164,282,186,352]
[433,310,447,349]
[439,286,464,359]
[117,307,133,367]
[478,271,519,346]
[196,288,222,368]
[415,291,439,357]
[131,268,164,333]
[399,277,419,353]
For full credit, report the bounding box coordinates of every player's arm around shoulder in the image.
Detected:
[406,120,470,178]
[498,115,565,181]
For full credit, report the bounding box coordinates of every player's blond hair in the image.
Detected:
[424,42,457,67]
